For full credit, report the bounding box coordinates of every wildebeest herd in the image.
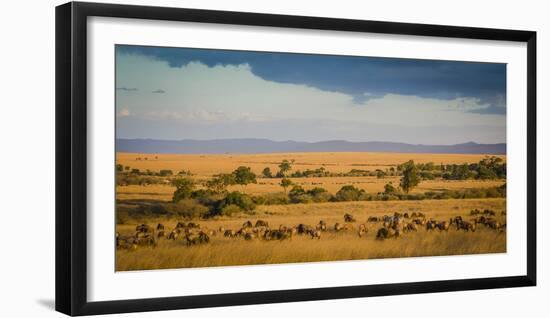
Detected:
[116,209,506,250]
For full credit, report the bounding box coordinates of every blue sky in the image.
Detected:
[115,45,506,144]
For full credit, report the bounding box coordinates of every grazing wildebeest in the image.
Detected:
[376,227,400,240]
[417,212,426,218]
[185,231,210,246]
[470,209,481,216]
[244,232,257,240]
[297,223,314,234]
[317,220,327,231]
[307,229,321,240]
[255,220,269,227]
[167,230,179,240]
[263,229,292,241]
[456,220,477,232]
[483,209,496,216]
[403,212,410,219]
[136,224,151,233]
[367,216,379,223]
[175,222,186,229]
[426,220,437,231]
[436,221,450,232]
[242,220,253,228]
[485,219,502,231]
[501,211,507,216]
[404,222,417,232]
[187,222,200,228]
[344,213,356,223]
[156,223,165,231]
[224,229,237,238]
[410,212,418,218]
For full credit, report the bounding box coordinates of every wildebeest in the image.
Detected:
[376,227,400,240]
[456,220,477,232]
[296,223,314,235]
[185,231,210,246]
[316,220,327,231]
[242,220,253,228]
[136,224,152,233]
[263,229,292,241]
[334,223,345,232]
[426,220,437,231]
[307,229,321,240]
[436,221,450,232]
[404,222,417,232]
[187,222,201,228]
[156,223,165,231]
[344,213,356,223]
[175,222,186,229]
[167,230,179,240]
[255,220,269,227]
[224,229,237,238]
[367,216,380,223]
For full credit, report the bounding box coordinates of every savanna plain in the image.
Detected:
[115,152,507,271]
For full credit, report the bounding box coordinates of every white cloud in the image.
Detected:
[115,54,505,143]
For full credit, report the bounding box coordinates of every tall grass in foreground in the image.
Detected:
[116,228,505,271]
[116,198,506,271]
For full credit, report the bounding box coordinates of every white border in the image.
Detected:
[87,16,527,302]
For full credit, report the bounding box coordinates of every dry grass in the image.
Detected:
[117,152,506,177]
[116,198,506,271]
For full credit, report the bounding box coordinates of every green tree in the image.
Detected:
[116,164,123,172]
[262,167,273,178]
[172,178,195,202]
[400,160,420,193]
[278,159,292,176]
[206,173,236,193]
[232,166,257,192]
[384,182,398,194]
[280,178,293,194]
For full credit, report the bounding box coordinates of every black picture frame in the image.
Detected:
[55,1,537,316]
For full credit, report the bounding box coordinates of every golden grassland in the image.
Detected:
[116,177,505,200]
[116,198,506,271]
[116,152,506,177]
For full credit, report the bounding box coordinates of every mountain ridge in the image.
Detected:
[116,138,506,155]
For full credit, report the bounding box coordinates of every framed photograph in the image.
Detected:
[56,1,536,316]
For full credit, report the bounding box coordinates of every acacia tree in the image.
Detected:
[172,177,195,202]
[278,159,292,176]
[262,167,273,178]
[400,160,420,193]
[280,178,293,194]
[232,166,257,192]
[206,173,236,193]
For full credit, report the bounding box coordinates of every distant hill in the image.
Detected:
[116,138,506,155]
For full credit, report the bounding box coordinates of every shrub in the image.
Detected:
[335,185,367,201]
[220,191,256,211]
[220,204,243,216]
[167,199,209,218]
